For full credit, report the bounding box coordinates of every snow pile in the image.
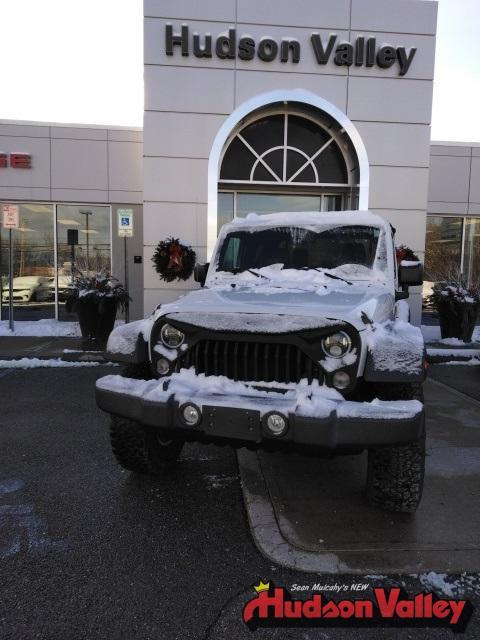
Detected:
[106,318,153,355]
[0,358,100,369]
[211,263,387,293]
[0,320,81,337]
[366,319,424,375]
[437,357,480,366]
[228,210,389,232]
[320,348,357,373]
[154,343,179,361]
[97,369,423,420]
[395,299,410,322]
[422,324,480,344]
[418,572,480,597]
[166,312,340,334]
[426,347,480,357]
[439,337,470,347]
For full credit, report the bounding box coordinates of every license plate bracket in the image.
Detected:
[202,405,261,442]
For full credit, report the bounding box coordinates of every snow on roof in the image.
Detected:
[224,210,391,232]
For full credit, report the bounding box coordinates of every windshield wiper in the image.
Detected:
[246,268,271,280]
[301,266,352,285]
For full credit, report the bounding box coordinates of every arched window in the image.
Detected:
[218,104,360,231]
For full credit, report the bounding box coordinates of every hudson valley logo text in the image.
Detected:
[242,581,473,633]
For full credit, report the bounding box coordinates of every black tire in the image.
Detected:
[366,382,425,513]
[110,416,183,475]
[121,361,153,380]
[374,382,424,402]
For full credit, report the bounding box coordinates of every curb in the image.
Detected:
[237,448,353,573]
[426,347,480,364]
[61,350,107,363]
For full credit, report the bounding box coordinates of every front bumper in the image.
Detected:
[95,375,425,449]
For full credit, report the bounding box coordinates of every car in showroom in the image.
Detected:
[96,211,426,512]
[2,276,53,303]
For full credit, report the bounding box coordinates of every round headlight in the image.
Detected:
[321,331,352,359]
[160,323,185,348]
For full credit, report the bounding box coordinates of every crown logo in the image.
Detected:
[254,580,270,593]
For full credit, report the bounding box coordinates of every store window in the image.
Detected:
[0,204,55,320]
[1,202,112,322]
[218,105,359,232]
[424,215,480,303]
[424,216,464,282]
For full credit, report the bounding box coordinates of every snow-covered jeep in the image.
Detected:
[96,211,427,512]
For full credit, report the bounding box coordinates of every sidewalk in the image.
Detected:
[238,375,480,574]
[0,320,107,362]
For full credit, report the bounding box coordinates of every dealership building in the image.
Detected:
[1,0,479,325]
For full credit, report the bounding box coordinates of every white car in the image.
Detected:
[97,211,426,513]
[2,276,53,303]
[48,275,74,301]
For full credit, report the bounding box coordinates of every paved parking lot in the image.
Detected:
[0,365,479,639]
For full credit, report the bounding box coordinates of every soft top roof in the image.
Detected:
[222,210,391,234]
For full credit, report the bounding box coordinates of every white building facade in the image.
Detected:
[142,0,438,323]
[2,0,480,327]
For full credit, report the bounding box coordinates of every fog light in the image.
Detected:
[333,370,350,390]
[156,357,170,375]
[265,412,288,437]
[181,403,201,427]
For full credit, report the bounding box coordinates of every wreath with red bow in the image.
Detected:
[396,244,420,262]
[152,237,196,283]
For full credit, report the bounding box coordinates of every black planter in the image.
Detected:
[75,296,118,348]
[436,300,479,342]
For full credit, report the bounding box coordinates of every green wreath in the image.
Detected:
[152,237,196,283]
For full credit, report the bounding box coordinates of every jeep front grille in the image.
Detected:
[176,339,323,385]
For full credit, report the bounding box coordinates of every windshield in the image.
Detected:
[217,225,382,276]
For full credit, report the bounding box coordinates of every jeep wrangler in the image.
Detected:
[96,211,427,512]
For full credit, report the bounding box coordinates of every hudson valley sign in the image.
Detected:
[165,25,417,76]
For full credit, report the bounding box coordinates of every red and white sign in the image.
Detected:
[0,153,32,169]
[2,204,19,229]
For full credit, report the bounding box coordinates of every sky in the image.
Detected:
[0,0,478,142]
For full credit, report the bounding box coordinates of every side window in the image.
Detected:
[222,236,241,271]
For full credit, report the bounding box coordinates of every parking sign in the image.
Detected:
[118,208,134,237]
[2,204,19,229]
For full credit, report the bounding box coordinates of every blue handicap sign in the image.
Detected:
[121,217,130,226]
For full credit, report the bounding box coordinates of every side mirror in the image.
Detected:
[398,261,423,288]
[194,262,209,287]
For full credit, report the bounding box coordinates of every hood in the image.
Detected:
[156,283,395,331]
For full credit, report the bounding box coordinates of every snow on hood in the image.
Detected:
[155,281,394,331]
[166,311,341,333]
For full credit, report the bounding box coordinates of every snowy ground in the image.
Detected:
[421,324,480,345]
[0,319,81,337]
[0,319,125,337]
[0,357,100,368]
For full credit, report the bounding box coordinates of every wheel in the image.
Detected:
[366,382,425,513]
[121,362,153,380]
[374,382,424,402]
[110,416,183,475]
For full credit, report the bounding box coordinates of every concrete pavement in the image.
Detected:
[238,377,480,574]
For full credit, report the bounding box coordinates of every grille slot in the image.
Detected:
[177,339,322,385]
